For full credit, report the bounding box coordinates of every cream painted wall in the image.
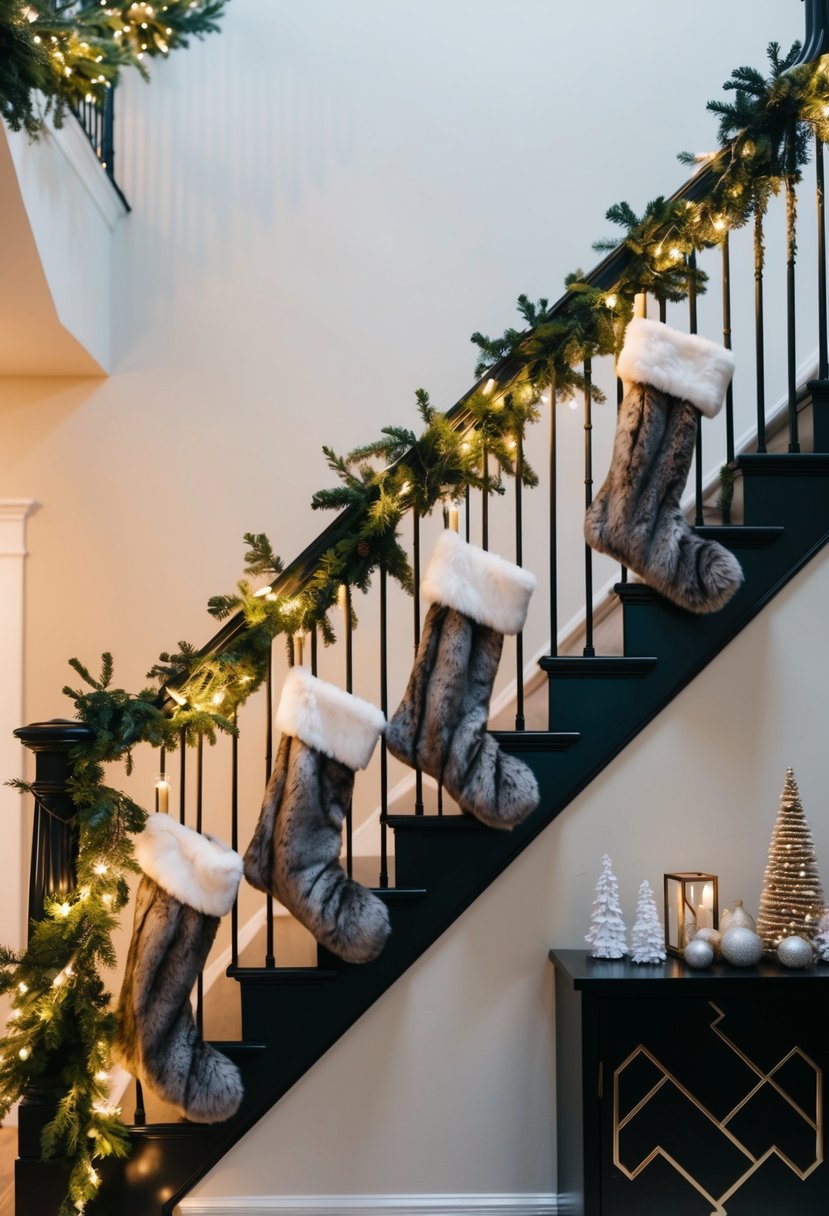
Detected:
[187,538,829,1204]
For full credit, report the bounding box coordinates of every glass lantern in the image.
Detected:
[663,872,719,957]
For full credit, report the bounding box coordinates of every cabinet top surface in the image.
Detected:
[549,948,829,992]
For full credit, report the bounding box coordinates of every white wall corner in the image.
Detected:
[49,109,128,233]
[177,1195,558,1215]
[0,499,37,954]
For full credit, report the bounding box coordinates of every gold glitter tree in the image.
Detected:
[757,767,825,952]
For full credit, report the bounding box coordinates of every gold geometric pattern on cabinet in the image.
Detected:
[613,1003,823,1214]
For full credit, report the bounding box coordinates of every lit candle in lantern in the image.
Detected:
[448,506,459,533]
[634,291,647,319]
[156,776,170,815]
[295,633,305,666]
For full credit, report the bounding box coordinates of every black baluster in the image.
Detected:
[722,233,735,464]
[465,484,471,543]
[413,511,424,816]
[196,734,204,1033]
[583,355,595,658]
[514,433,525,731]
[481,440,489,551]
[231,712,239,970]
[755,209,767,452]
[616,372,628,583]
[265,649,275,968]
[817,134,828,380]
[786,179,800,452]
[311,626,318,676]
[658,297,667,324]
[133,1079,145,1126]
[689,252,704,526]
[345,585,353,693]
[179,727,187,825]
[379,564,389,888]
[345,585,353,876]
[548,377,558,654]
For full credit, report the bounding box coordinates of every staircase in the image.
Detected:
[83,395,829,1214]
[11,6,829,1213]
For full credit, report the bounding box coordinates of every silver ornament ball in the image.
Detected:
[777,935,814,969]
[693,927,722,959]
[721,926,764,967]
[684,939,714,969]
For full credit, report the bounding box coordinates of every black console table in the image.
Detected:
[550,948,829,1215]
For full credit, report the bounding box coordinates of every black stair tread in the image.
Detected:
[614,582,663,604]
[694,524,785,548]
[210,1041,268,1057]
[369,886,428,903]
[539,655,658,676]
[490,729,580,751]
[226,965,339,984]
[737,453,829,475]
[385,813,493,832]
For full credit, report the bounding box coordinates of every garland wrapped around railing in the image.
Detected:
[0,0,228,139]
[1,34,829,1216]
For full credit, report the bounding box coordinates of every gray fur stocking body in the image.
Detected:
[385,530,539,830]
[243,668,389,964]
[245,734,390,963]
[585,317,743,614]
[585,383,743,612]
[115,814,244,1123]
[386,602,538,828]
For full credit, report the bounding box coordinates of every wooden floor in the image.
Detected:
[0,1127,15,1216]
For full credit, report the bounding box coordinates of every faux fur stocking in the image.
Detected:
[115,814,244,1123]
[385,530,539,829]
[244,667,390,964]
[584,318,743,613]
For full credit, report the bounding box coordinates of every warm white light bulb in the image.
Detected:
[605,293,617,310]
[93,863,108,876]
[58,902,70,918]
[18,982,28,994]
[18,1047,30,1060]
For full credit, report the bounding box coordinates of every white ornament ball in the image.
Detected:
[693,927,722,959]
[684,939,714,969]
[721,926,764,967]
[777,935,814,969]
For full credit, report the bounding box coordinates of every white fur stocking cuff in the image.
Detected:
[422,530,536,635]
[276,666,385,771]
[134,813,243,918]
[617,317,735,419]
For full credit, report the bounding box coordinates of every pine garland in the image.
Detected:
[0,0,228,138]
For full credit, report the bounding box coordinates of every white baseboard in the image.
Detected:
[178,1196,557,1215]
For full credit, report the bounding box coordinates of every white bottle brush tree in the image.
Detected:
[630,879,666,963]
[586,854,627,959]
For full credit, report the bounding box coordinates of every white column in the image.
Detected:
[0,499,36,953]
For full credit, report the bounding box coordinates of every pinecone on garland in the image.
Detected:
[357,539,371,558]
[585,854,627,959]
[756,767,825,953]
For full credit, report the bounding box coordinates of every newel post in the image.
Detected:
[12,719,93,1214]
[13,719,93,934]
